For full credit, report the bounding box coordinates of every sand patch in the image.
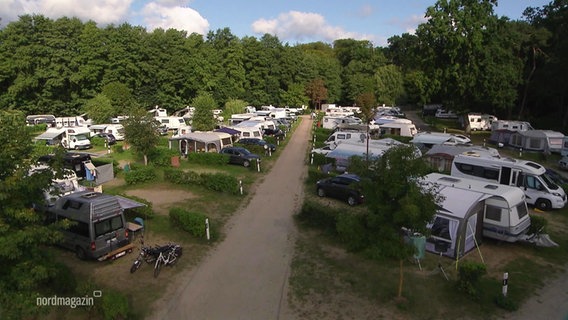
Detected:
[125,188,198,215]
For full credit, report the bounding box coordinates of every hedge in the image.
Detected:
[163,168,240,194]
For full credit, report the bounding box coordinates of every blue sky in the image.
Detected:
[1,0,551,46]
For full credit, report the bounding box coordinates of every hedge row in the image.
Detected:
[186,152,229,166]
[163,168,240,194]
[124,165,158,185]
[169,207,218,240]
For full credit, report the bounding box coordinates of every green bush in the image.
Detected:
[307,166,331,184]
[310,152,331,167]
[187,152,229,166]
[295,200,338,233]
[200,172,239,194]
[148,147,180,167]
[120,194,154,219]
[49,262,77,295]
[169,207,208,238]
[112,144,124,153]
[164,168,202,185]
[528,214,548,235]
[235,143,268,156]
[124,166,157,185]
[27,124,48,134]
[90,136,106,147]
[336,212,368,251]
[101,290,129,320]
[457,261,487,297]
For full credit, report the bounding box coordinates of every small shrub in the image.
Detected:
[336,212,368,251]
[457,261,487,297]
[311,153,331,167]
[90,136,106,147]
[187,152,228,166]
[112,144,124,153]
[200,172,239,194]
[528,214,548,235]
[495,294,519,311]
[49,262,77,295]
[296,200,338,233]
[164,168,202,185]
[124,166,157,185]
[307,166,331,184]
[148,147,180,167]
[101,290,129,320]
[169,207,208,238]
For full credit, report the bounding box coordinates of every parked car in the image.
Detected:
[96,132,116,145]
[559,157,568,171]
[237,138,277,152]
[262,128,285,138]
[316,173,364,206]
[220,146,260,167]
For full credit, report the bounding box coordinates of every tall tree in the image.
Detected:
[191,92,217,131]
[375,64,404,105]
[123,110,160,165]
[305,78,328,110]
[82,93,114,124]
[0,110,64,319]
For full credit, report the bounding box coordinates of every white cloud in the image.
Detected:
[141,2,209,35]
[252,11,375,43]
[0,0,133,25]
[390,14,428,35]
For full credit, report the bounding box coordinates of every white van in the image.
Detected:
[324,131,369,146]
[90,124,125,141]
[468,113,498,131]
[451,153,567,210]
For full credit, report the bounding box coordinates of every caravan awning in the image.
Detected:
[35,129,64,140]
[215,127,241,135]
[115,195,146,210]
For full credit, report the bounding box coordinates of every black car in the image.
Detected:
[219,146,260,167]
[262,128,285,138]
[97,132,116,145]
[316,173,364,206]
[237,138,277,152]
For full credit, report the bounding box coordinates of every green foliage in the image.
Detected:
[101,289,130,320]
[375,64,404,105]
[186,152,229,166]
[295,200,338,233]
[120,194,154,219]
[191,93,217,131]
[457,261,487,298]
[49,262,77,295]
[123,112,160,165]
[169,207,208,238]
[123,165,157,185]
[494,294,519,311]
[223,98,249,120]
[336,212,368,251]
[148,147,180,167]
[164,168,239,194]
[528,214,548,234]
[112,144,124,154]
[82,94,114,124]
[306,166,331,184]
[163,168,202,185]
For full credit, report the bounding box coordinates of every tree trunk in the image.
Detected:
[518,47,538,120]
[397,259,404,298]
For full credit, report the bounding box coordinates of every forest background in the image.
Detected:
[0,0,567,131]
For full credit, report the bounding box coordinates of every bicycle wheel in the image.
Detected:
[130,259,142,274]
[154,259,162,278]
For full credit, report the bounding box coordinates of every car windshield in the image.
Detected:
[541,173,560,190]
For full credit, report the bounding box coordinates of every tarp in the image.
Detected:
[115,195,147,210]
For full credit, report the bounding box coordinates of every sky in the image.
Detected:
[0,0,552,46]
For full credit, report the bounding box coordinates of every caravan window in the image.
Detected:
[485,205,502,222]
[516,203,528,219]
[243,132,250,137]
[94,215,123,238]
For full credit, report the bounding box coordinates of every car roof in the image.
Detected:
[337,173,361,181]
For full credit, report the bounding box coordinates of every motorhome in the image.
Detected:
[35,127,92,150]
[379,118,417,137]
[451,153,567,210]
[55,115,91,128]
[424,173,531,243]
[229,113,255,126]
[322,116,362,130]
[491,120,533,132]
[89,124,125,141]
[467,113,498,131]
[26,114,56,127]
[410,132,471,149]
[148,106,168,117]
[43,191,133,260]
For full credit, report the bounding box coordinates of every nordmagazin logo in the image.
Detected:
[36,290,101,308]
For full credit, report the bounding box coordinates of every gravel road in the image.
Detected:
[150,116,312,320]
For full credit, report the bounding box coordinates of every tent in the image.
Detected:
[425,185,484,259]
[508,130,565,153]
[488,129,515,147]
[169,131,233,154]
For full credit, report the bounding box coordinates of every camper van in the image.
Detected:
[55,115,91,128]
[424,173,531,243]
[35,127,92,150]
[44,191,132,260]
[467,113,498,131]
[451,153,567,210]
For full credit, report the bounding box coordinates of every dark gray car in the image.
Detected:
[220,146,260,167]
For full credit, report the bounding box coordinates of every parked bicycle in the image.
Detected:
[130,237,182,278]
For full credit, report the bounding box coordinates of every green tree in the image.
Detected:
[305,78,328,110]
[351,145,440,300]
[191,92,217,131]
[375,64,404,105]
[123,110,160,165]
[223,98,249,120]
[82,93,114,124]
[279,83,309,107]
[0,110,64,319]
[355,92,376,163]
[101,81,137,115]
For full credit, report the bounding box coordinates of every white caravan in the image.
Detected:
[55,115,91,128]
[451,153,567,210]
[324,131,369,146]
[424,173,531,243]
[411,132,471,148]
[155,117,187,130]
[491,120,533,132]
[322,116,362,130]
[89,124,125,140]
[467,113,498,131]
[379,118,417,137]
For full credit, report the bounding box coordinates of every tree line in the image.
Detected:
[0,0,566,130]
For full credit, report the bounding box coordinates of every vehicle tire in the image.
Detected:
[130,260,142,273]
[154,260,162,278]
[535,199,552,211]
[243,160,250,167]
[317,188,326,197]
[75,247,87,260]
[347,196,356,206]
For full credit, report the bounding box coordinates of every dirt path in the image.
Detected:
[150,116,312,320]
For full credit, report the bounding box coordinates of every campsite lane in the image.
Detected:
[149,116,311,319]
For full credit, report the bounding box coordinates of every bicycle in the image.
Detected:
[153,243,182,278]
[129,236,159,274]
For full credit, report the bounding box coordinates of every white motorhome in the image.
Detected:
[322,116,362,130]
[35,127,92,150]
[324,131,369,146]
[55,115,91,128]
[424,173,531,243]
[467,113,498,131]
[379,118,417,137]
[229,113,255,125]
[410,132,471,149]
[491,120,533,132]
[89,124,125,140]
[148,106,168,117]
[451,153,567,210]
